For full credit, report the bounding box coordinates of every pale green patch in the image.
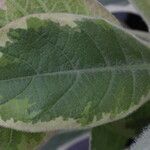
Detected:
[0,117,82,132]
[0,126,51,150]
[0,91,149,132]
[90,91,150,128]
[0,52,3,58]
[78,101,93,125]
[83,101,92,115]
[0,28,12,47]
[0,0,119,28]
[0,13,86,47]
[0,18,27,47]
[0,98,30,121]
[0,95,3,100]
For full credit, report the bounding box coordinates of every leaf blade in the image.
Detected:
[0,13,149,132]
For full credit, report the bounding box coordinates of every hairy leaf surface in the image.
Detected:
[0,0,119,28]
[0,13,150,132]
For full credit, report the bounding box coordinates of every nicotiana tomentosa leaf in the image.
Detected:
[0,13,149,132]
[129,0,150,29]
[0,0,119,28]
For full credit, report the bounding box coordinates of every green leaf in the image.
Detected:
[0,127,50,150]
[129,0,150,28]
[0,0,119,28]
[92,125,129,150]
[0,13,149,132]
[91,100,150,150]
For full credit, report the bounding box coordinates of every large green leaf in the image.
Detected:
[91,101,150,150]
[129,0,150,29]
[0,0,119,28]
[0,127,51,150]
[0,13,149,132]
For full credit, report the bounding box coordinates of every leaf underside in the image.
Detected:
[0,13,149,132]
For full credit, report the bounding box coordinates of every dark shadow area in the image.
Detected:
[125,138,135,148]
[67,138,89,150]
[113,12,149,32]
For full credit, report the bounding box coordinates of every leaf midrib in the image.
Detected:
[0,63,149,82]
